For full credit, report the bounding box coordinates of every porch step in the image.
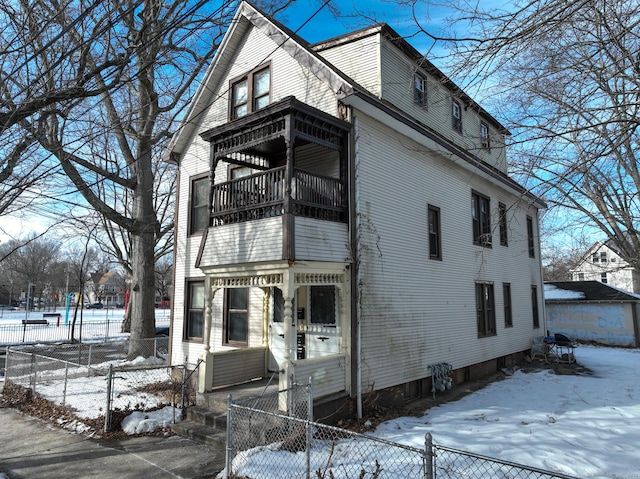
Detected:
[171,406,227,445]
[187,405,228,429]
[171,421,226,446]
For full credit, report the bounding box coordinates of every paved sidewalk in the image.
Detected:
[0,405,225,479]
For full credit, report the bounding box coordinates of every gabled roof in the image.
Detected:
[545,281,640,302]
[164,1,356,164]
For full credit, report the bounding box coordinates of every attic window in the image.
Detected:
[231,65,271,120]
[481,122,490,150]
[413,73,427,107]
[592,253,599,263]
[452,99,462,133]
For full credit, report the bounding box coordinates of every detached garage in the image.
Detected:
[545,281,640,348]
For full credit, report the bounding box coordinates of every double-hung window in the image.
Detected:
[231,65,271,120]
[189,176,209,235]
[503,283,512,328]
[498,203,508,246]
[224,288,249,345]
[476,282,496,337]
[185,281,204,340]
[428,205,441,260]
[531,285,540,329]
[527,216,535,257]
[413,73,427,107]
[481,122,490,150]
[472,191,492,246]
[452,99,462,133]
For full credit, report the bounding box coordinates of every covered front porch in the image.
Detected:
[196,262,351,408]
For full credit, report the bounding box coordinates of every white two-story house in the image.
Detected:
[165,2,546,417]
[571,240,640,294]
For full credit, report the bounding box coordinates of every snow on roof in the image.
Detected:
[544,284,585,300]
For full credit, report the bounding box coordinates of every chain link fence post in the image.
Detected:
[425,432,434,479]
[104,365,113,433]
[305,377,313,479]
[30,352,36,392]
[225,394,233,479]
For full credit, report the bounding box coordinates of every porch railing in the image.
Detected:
[211,167,346,225]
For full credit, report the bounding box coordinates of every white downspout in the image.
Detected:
[353,116,363,419]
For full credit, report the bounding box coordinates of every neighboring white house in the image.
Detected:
[165,2,546,417]
[87,271,125,306]
[571,241,640,294]
[545,281,640,347]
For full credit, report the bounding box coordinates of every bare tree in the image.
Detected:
[0,235,60,308]
[405,0,640,268]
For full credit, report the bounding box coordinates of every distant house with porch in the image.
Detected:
[165,2,546,416]
[88,271,125,307]
[570,240,640,294]
[545,281,640,347]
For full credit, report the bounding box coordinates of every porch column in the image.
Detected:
[279,269,296,395]
[199,278,217,393]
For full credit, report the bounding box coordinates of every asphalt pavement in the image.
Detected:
[0,398,226,479]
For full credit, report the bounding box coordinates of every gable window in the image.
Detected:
[526,216,535,258]
[230,65,271,120]
[531,285,540,329]
[413,73,427,107]
[428,204,442,260]
[600,251,607,262]
[472,191,491,246]
[481,122,490,150]
[498,203,508,246]
[592,252,599,262]
[452,99,462,133]
[578,273,585,280]
[185,281,204,340]
[189,176,209,235]
[224,288,249,345]
[476,282,496,337]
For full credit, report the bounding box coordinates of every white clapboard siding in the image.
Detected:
[198,218,283,267]
[293,354,347,398]
[294,218,349,262]
[316,33,381,97]
[352,111,543,392]
[211,347,268,388]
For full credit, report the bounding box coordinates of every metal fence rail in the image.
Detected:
[3,341,198,433]
[225,384,581,479]
[432,443,580,479]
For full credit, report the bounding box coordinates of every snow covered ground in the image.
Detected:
[230,346,640,479]
[372,345,640,478]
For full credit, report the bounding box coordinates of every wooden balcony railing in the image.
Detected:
[211,167,346,226]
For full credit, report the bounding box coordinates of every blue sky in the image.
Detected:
[275,0,449,56]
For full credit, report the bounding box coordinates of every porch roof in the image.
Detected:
[199,96,352,161]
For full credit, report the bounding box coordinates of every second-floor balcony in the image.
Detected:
[211,166,346,226]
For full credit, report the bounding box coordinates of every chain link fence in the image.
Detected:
[3,340,199,433]
[224,382,581,479]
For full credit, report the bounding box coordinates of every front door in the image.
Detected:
[304,285,339,359]
[268,288,286,371]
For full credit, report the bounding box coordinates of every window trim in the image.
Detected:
[229,63,271,120]
[498,202,508,246]
[503,283,512,328]
[184,280,205,342]
[472,191,492,247]
[480,122,491,150]
[223,288,249,346]
[428,204,442,260]
[413,72,427,107]
[188,175,209,236]
[476,282,496,338]
[452,99,462,133]
[526,215,535,258]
